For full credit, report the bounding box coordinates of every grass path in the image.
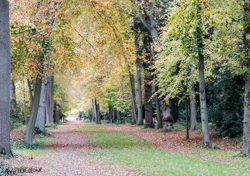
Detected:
[2,116,250,175]
[5,115,135,176]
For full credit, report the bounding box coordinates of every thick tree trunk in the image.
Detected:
[136,58,143,125]
[10,79,17,113]
[129,71,138,124]
[243,0,250,154]
[23,81,27,125]
[0,0,12,155]
[35,78,47,133]
[25,78,42,144]
[185,96,189,140]
[190,93,197,130]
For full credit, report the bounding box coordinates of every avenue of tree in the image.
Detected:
[0,0,250,156]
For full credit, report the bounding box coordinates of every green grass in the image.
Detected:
[12,136,56,156]
[76,125,250,176]
[13,148,54,156]
[33,136,56,145]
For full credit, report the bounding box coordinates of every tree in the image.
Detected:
[243,0,250,154]
[0,0,12,155]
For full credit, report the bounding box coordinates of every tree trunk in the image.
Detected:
[27,79,34,111]
[198,40,210,145]
[185,96,189,140]
[196,4,210,145]
[136,58,143,125]
[25,78,42,144]
[46,76,54,124]
[0,0,12,155]
[243,0,250,154]
[23,80,27,125]
[129,71,138,124]
[10,79,17,113]
[55,109,60,124]
[144,82,153,128]
[190,93,197,130]
[96,104,101,124]
[92,99,96,122]
[35,78,47,133]
[108,105,112,123]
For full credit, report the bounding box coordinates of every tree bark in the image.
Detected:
[185,96,189,140]
[25,78,42,144]
[10,79,17,113]
[0,0,12,155]
[35,78,47,133]
[129,71,138,124]
[190,93,197,130]
[27,79,34,111]
[46,76,54,124]
[144,82,153,128]
[243,0,250,154]
[108,105,112,123]
[96,103,101,124]
[136,58,143,125]
[198,48,210,145]
[23,80,27,125]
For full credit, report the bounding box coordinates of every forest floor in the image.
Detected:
[1,115,250,175]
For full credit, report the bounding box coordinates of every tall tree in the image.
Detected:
[243,0,250,154]
[0,0,12,155]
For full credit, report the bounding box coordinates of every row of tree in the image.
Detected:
[1,0,250,156]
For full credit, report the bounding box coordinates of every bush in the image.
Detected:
[207,66,244,137]
[34,127,44,135]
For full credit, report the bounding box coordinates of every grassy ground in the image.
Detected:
[74,126,250,176]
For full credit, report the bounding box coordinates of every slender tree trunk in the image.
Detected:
[46,76,53,124]
[35,78,47,133]
[243,0,250,154]
[196,4,210,145]
[23,81,27,125]
[129,71,138,124]
[10,79,17,113]
[185,96,189,140]
[190,93,197,130]
[27,79,34,111]
[136,58,143,125]
[135,36,143,125]
[25,78,42,144]
[108,105,112,123]
[96,104,101,124]
[0,0,12,155]
[198,49,210,145]
[55,109,60,124]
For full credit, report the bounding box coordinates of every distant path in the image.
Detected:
[8,114,134,176]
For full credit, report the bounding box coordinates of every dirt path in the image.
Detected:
[6,115,135,176]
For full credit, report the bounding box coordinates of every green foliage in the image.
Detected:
[47,123,58,129]
[10,99,22,129]
[33,127,44,135]
[234,152,250,158]
[12,140,41,150]
[207,66,244,137]
[0,161,14,176]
